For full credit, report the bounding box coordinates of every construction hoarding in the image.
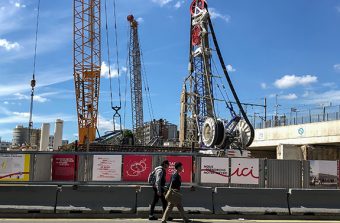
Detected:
[0,154,30,181]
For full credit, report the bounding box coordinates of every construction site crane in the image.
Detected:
[73,0,101,145]
[180,0,254,151]
[127,15,144,145]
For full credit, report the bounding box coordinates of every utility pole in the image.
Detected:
[264,97,267,122]
[274,94,281,127]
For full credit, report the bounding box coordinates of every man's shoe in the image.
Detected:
[148,215,158,221]
[161,221,167,223]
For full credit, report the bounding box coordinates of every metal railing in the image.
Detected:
[251,105,340,129]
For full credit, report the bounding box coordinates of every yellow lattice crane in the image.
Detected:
[73,0,101,145]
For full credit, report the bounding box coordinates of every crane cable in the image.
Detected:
[104,0,112,122]
[104,0,122,132]
[140,50,155,121]
[28,0,41,145]
[207,16,255,147]
[112,0,122,132]
[123,27,130,128]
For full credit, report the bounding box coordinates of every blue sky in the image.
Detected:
[1,0,340,142]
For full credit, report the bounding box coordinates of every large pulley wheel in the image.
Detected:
[236,119,252,148]
[202,117,224,148]
[190,0,206,16]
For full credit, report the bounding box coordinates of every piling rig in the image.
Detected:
[179,0,255,152]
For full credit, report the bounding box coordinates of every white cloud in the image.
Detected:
[0,107,74,125]
[136,17,144,23]
[3,101,9,105]
[0,38,20,51]
[152,0,173,7]
[14,2,26,8]
[101,61,128,78]
[279,93,298,100]
[209,8,231,23]
[97,115,113,132]
[13,92,48,103]
[303,90,340,105]
[0,68,72,98]
[174,1,184,9]
[322,82,337,88]
[336,6,340,13]
[302,91,310,97]
[274,74,318,89]
[260,83,267,89]
[333,64,340,72]
[97,115,123,133]
[226,64,236,72]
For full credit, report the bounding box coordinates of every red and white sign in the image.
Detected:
[230,158,259,184]
[92,155,122,181]
[52,155,76,181]
[123,155,152,182]
[201,157,229,184]
[165,156,192,183]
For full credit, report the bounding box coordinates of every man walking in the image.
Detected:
[149,160,170,220]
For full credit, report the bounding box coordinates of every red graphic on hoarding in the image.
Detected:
[123,155,152,182]
[200,166,259,179]
[165,156,192,183]
[52,155,76,181]
[0,172,29,179]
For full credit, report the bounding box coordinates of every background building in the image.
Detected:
[143,119,178,146]
[12,125,41,149]
[0,138,11,151]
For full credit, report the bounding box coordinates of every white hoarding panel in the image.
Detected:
[200,157,229,184]
[231,158,259,185]
[92,155,122,181]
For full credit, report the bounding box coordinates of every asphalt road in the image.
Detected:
[0,220,339,223]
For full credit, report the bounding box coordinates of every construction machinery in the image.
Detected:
[73,0,101,145]
[179,0,255,151]
[127,15,144,146]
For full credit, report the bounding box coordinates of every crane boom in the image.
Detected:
[127,15,144,145]
[74,0,101,145]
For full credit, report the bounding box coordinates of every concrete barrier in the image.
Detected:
[290,189,340,215]
[214,188,289,215]
[136,186,160,214]
[0,185,57,213]
[181,186,214,214]
[56,185,137,214]
[136,186,213,215]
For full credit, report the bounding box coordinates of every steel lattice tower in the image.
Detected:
[74,0,101,145]
[180,0,214,147]
[127,15,144,145]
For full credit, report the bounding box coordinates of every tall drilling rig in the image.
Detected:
[127,15,144,145]
[74,0,101,145]
[180,0,254,151]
